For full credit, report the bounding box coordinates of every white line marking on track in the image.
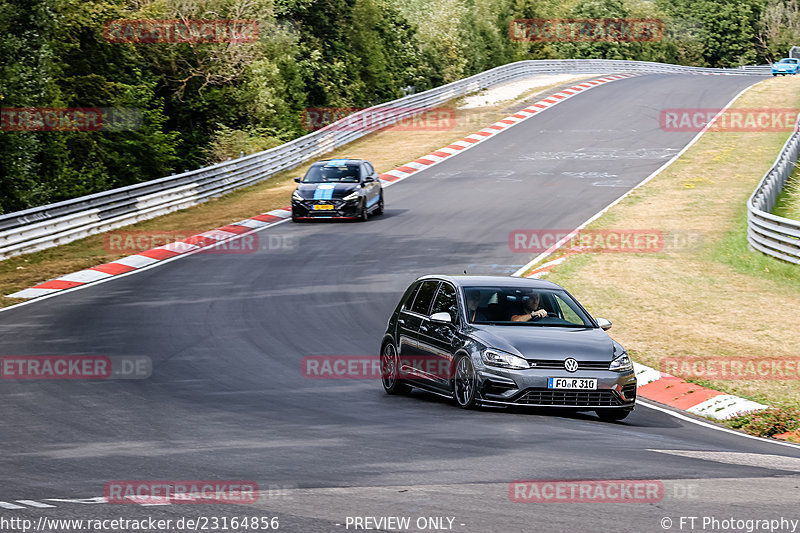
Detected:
[45,497,107,504]
[15,500,56,508]
[0,501,26,509]
[648,449,800,471]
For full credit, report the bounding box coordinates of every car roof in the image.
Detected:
[312,158,366,165]
[415,274,564,290]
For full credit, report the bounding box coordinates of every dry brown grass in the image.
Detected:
[0,75,598,307]
[541,75,800,408]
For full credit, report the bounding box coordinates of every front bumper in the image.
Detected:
[475,365,636,409]
[292,199,361,219]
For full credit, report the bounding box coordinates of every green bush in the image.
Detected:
[206,124,288,163]
[725,407,800,437]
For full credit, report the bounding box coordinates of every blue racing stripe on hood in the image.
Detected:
[313,184,336,200]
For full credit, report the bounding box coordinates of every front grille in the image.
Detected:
[301,199,354,216]
[514,388,622,407]
[527,359,609,370]
[306,201,344,207]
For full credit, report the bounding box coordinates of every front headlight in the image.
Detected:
[481,349,529,370]
[292,190,304,201]
[343,191,361,201]
[609,351,633,372]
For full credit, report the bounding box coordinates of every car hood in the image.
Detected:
[468,324,615,362]
[295,182,360,199]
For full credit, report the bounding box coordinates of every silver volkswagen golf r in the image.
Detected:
[380,275,637,421]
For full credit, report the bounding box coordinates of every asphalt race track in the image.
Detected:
[2,73,799,533]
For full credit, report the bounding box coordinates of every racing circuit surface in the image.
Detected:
[2,73,799,532]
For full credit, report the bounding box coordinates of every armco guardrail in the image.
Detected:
[747,114,800,264]
[0,59,770,260]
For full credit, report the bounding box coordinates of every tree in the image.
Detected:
[756,0,800,63]
[0,0,180,213]
[657,0,765,67]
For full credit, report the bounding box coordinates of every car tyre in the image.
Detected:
[359,204,369,222]
[374,194,384,216]
[453,355,478,409]
[595,409,631,422]
[381,343,410,395]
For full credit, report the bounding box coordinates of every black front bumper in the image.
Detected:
[478,376,637,409]
[292,199,361,219]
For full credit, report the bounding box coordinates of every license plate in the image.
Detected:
[313,204,334,210]
[548,378,597,390]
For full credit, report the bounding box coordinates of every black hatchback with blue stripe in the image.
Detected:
[291,158,384,221]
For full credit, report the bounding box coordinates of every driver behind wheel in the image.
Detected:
[510,292,548,321]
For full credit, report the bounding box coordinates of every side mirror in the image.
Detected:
[596,318,612,331]
[294,177,302,183]
[430,312,452,324]
[363,176,375,183]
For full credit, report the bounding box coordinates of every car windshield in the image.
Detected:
[303,163,360,183]
[463,286,593,327]
[778,58,798,64]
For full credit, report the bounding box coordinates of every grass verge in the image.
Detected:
[0,74,598,308]
[529,75,800,413]
[773,164,800,220]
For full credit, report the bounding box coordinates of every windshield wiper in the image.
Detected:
[475,322,587,327]
[519,322,591,328]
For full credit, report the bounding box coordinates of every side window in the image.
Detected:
[402,283,421,311]
[364,162,375,175]
[430,283,458,319]
[410,281,439,315]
